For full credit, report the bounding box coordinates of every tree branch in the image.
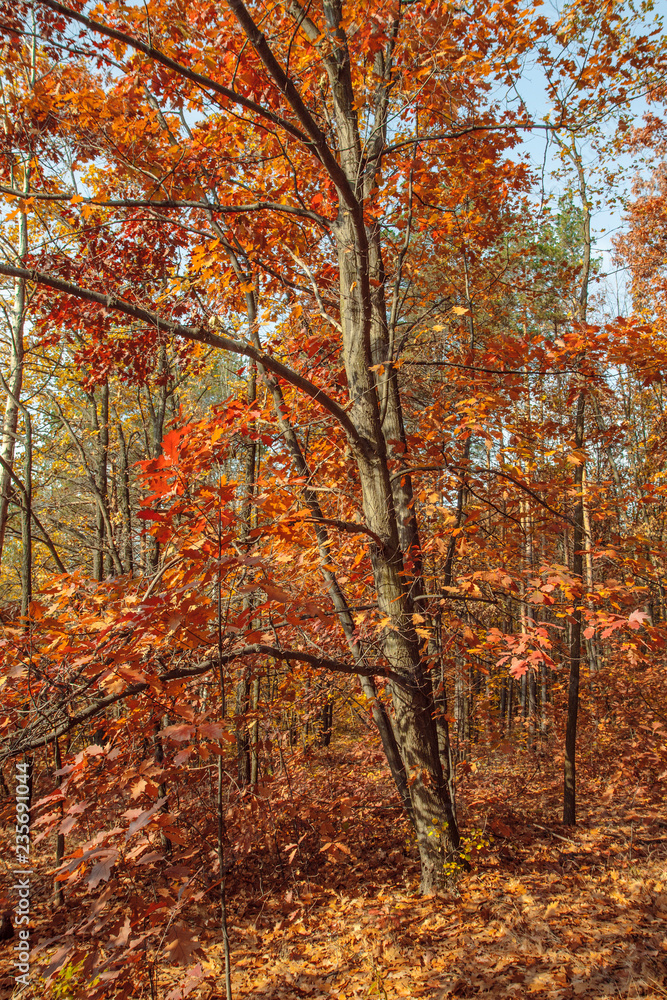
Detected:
[289,515,385,549]
[381,121,572,158]
[0,185,330,227]
[388,462,575,525]
[0,264,362,446]
[1,644,407,759]
[33,0,315,149]
[0,452,66,573]
[225,0,360,213]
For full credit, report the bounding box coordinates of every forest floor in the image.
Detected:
[1,723,665,1000]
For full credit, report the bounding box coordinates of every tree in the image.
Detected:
[0,0,666,928]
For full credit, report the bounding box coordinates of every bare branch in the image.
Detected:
[288,515,385,548]
[284,247,342,332]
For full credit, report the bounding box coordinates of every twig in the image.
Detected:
[531,822,576,845]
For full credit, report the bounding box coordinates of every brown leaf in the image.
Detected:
[88,849,119,888]
[125,797,167,840]
[163,923,202,966]
[489,818,513,839]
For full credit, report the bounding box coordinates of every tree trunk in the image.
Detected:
[563,393,585,825]
[144,348,170,573]
[540,662,550,736]
[228,0,461,888]
[562,140,590,827]
[20,407,31,618]
[0,177,28,564]
[435,658,457,820]
[319,697,334,747]
[116,417,134,575]
[90,384,110,581]
[236,361,257,787]
[53,738,65,907]
[250,676,260,787]
[153,717,172,857]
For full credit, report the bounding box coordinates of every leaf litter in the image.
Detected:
[0,731,665,1000]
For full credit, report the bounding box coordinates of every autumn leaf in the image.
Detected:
[262,582,293,604]
[125,798,168,840]
[165,964,205,1000]
[163,924,203,966]
[88,849,119,888]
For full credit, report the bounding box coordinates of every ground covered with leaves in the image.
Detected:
[1,725,665,1000]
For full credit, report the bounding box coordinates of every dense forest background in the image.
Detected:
[0,0,666,996]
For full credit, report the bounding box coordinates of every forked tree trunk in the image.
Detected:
[224,0,461,888]
[334,207,460,889]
